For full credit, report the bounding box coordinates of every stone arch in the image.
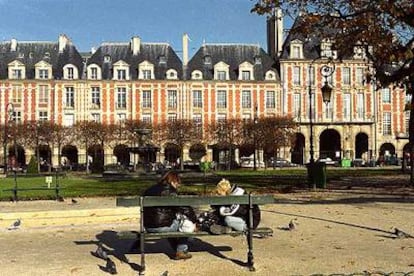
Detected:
[62,145,78,168]
[355,132,369,159]
[291,132,305,165]
[319,129,342,160]
[113,144,130,166]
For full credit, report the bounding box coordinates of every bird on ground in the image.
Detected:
[105,258,117,275]
[8,219,21,230]
[57,196,65,202]
[93,242,108,260]
[288,219,296,231]
[71,198,78,204]
[394,228,412,239]
[160,270,169,276]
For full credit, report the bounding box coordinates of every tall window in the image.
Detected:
[308,89,315,120]
[167,113,177,121]
[405,112,410,134]
[142,114,151,124]
[38,85,49,104]
[241,71,251,81]
[325,102,333,120]
[39,111,48,121]
[117,69,126,80]
[217,71,226,81]
[293,93,301,118]
[12,69,22,79]
[11,85,22,103]
[241,90,251,108]
[65,87,75,108]
[292,45,301,58]
[39,69,49,79]
[63,114,74,126]
[67,67,74,79]
[383,112,392,135]
[142,70,151,80]
[90,67,98,80]
[116,87,127,109]
[192,90,202,108]
[342,67,351,85]
[142,90,152,108]
[356,93,365,120]
[308,66,315,86]
[293,66,301,85]
[356,67,364,85]
[193,114,203,136]
[343,93,351,121]
[91,113,100,122]
[91,87,100,107]
[382,88,391,103]
[266,91,276,109]
[168,90,177,108]
[217,90,227,109]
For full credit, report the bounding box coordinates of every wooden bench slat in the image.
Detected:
[116,194,275,207]
[117,227,274,240]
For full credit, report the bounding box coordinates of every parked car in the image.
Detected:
[317,157,338,166]
[267,157,296,167]
[240,158,265,168]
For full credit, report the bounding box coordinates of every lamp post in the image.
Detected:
[308,60,335,188]
[253,104,258,171]
[3,103,15,174]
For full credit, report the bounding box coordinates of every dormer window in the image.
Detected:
[320,39,337,59]
[113,60,130,80]
[104,55,111,63]
[353,45,366,59]
[87,64,101,80]
[204,55,212,65]
[44,52,50,59]
[63,64,78,80]
[35,61,52,80]
[239,61,254,81]
[214,61,229,81]
[290,39,303,59]
[159,55,166,65]
[265,70,276,81]
[18,52,24,59]
[191,70,203,80]
[254,56,262,64]
[8,60,25,80]
[139,61,154,80]
[166,69,178,80]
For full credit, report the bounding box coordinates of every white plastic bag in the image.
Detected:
[176,213,196,233]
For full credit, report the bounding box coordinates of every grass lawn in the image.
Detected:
[0,167,406,201]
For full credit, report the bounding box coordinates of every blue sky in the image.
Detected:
[0,0,286,58]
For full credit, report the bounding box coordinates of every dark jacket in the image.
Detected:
[143,183,197,229]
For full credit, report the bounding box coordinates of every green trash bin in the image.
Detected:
[341,158,351,168]
[314,162,327,188]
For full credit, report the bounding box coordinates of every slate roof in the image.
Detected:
[187,44,279,81]
[0,40,83,80]
[87,42,183,80]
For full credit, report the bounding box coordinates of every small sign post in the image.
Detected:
[45,176,53,189]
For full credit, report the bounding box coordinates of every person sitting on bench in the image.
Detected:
[143,171,197,260]
[209,178,261,234]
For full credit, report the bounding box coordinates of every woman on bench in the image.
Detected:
[209,178,261,234]
[142,171,198,260]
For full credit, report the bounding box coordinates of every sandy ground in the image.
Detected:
[0,175,414,276]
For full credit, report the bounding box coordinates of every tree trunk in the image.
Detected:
[409,85,414,186]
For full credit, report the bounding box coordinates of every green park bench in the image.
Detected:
[116,194,275,275]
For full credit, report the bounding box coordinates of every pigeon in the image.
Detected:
[288,219,296,231]
[71,198,78,204]
[160,271,169,276]
[92,243,108,260]
[57,196,65,202]
[105,258,117,275]
[8,219,21,230]
[394,228,412,239]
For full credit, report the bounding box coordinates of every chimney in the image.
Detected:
[58,34,70,53]
[131,36,141,55]
[182,33,189,66]
[266,8,284,58]
[10,38,17,52]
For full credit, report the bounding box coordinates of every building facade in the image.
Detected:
[0,21,410,169]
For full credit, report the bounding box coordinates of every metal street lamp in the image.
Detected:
[3,103,15,174]
[253,104,258,171]
[308,61,335,188]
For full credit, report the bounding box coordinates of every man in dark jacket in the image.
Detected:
[143,171,197,260]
